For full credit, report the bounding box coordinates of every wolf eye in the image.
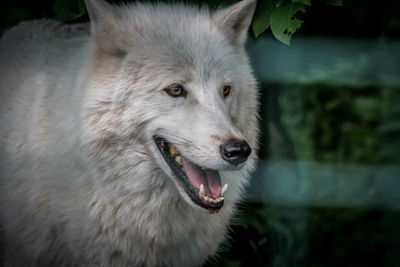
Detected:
[164,84,187,98]
[223,85,231,98]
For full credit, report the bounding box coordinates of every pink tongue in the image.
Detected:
[181,157,222,198]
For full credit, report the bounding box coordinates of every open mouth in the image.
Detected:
[154,136,227,212]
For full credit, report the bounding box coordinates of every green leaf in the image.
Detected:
[270,2,306,45]
[322,0,343,6]
[53,0,86,22]
[252,0,283,37]
[291,0,312,6]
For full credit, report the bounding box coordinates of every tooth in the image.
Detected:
[199,184,205,197]
[169,144,178,156]
[204,196,209,202]
[175,156,182,165]
[221,184,228,196]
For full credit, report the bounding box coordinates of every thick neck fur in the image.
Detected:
[77,159,234,266]
[74,167,231,266]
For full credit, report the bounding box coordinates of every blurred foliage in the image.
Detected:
[281,85,381,164]
[379,88,400,162]
[0,0,341,45]
[280,84,400,164]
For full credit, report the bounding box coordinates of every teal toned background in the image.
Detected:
[1,0,399,266]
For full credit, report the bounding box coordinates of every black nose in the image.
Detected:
[220,139,251,166]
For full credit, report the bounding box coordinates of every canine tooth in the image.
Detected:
[199,184,205,197]
[169,144,179,156]
[221,184,228,196]
[204,196,209,202]
[175,156,182,165]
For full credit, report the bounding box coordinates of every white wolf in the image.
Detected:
[0,0,259,266]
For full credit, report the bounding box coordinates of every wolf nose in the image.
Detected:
[220,139,251,166]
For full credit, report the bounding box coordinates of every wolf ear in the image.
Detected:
[85,0,127,57]
[213,0,256,47]
[85,0,116,24]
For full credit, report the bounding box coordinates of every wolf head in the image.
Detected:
[82,0,259,212]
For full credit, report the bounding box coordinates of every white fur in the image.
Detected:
[0,0,259,266]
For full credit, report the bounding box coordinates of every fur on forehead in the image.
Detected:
[85,0,256,59]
